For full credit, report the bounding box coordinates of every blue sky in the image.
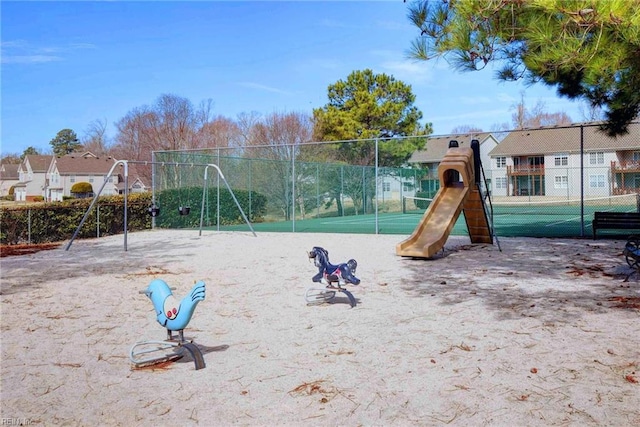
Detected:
[1,1,587,155]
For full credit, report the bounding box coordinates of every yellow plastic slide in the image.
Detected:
[396,185,469,258]
[396,146,489,258]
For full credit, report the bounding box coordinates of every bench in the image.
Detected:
[592,211,640,239]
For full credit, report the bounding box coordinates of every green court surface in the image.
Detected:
[213,203,637,239]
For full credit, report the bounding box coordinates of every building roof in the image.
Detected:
[24,155,54,172]
[54,153,118,174]
[489,121,640,157]
[0,163,20,180]
[408,132,495,163]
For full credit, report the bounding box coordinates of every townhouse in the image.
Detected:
[488,122,640,199]
[14,155,54,202]
[10,152,148,202]
[0,163,20,197]
[407,132,500,195]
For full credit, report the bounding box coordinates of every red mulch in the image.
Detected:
[0,243,61,257]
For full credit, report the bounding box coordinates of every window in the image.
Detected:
[589,152,604,165]
[495,177,507,189]
[402,183,412,192]
[89,177,94,183]
[382,182,390,192]
[554,154,568,166]
[496,157,506,168]
[589,174,605,188]
[554,176,568,189]
[70,175,76,183]
[633,151,640,162]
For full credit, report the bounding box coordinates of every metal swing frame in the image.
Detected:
[65,160,256,252]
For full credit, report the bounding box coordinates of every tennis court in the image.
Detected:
[214,194,638,239]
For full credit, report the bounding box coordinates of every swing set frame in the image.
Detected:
[65,160,256,252]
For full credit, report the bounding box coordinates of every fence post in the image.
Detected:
[217,148,221,231]
[340,166,344,217]
[375,138,379,234]
[292,148,296,232]
[28,209,31,244]
[580,125,585,237]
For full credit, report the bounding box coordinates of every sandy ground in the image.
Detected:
[1,230,639,426]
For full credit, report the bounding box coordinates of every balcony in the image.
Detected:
[611,160,640,172]
[506,165,545,176]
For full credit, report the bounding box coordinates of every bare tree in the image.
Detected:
[82,118,110,156]
[244,111,314,220]
[451,125,483,134]
[112,107,155,161]
[578,101,606,123]
[196,116,242,152]
[153,94,198,151]
[511,93,572,129]
[235,111,263,150]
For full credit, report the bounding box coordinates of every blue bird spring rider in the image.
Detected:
[305,246,360,308]
[129,279,206,370]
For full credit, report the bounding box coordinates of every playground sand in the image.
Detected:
[1,230,639,426]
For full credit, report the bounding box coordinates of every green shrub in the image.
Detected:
[71,182,93,194]
[0,188,267,244]
[153,187,267,228]
[0,193,154,245]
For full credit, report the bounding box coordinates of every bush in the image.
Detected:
[70,182,94,199]
[71,182,93,194]
[153,187,267,228]
[0,193,154,245]
[0,188,267,244]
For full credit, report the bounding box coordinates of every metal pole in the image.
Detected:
[199,167,208,236]
[151,152,156,229]
[199,164,256,237]
[124,161,129,251]
[341,166,344,217]
[362,166,365,216]
[375,138,379,234]
[66,160,126,251]
[580,125,585,237]
[316,164,320,218]
[217,148,220,231]
[292,149,296,232]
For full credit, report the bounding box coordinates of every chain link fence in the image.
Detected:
[151,139,427,233]
[2,124,638,244]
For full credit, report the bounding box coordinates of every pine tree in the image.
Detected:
[406,0,640,135]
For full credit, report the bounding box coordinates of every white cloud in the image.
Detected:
[496,92,517,103]
[429,108,508,122]
[1,40,95,65]
[303,58,341,70]
[458,96,492,105]
[238,82,292,95]
[2,55,63,64]
[380,60,432,84]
